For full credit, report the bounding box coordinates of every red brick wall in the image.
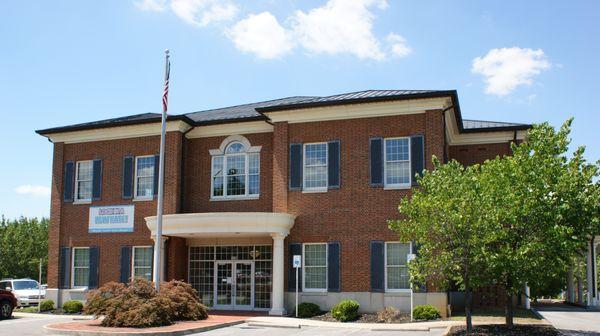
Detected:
[449,142,512,166]
[50,132,182,286]
[182,132,273,213]
[282,111,445,292]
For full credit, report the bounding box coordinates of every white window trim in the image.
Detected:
[302,143,328,193]
[383,137,412,190]
[302,243,328,292]
[73,160,93,204]
[210,141,260,200]
[131,246,153,281]
[133,155,155,201]
[71,247,90,289]
[384,241,412,293]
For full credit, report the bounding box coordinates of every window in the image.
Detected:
[132,246,153,280]
[303,243,327,291]
[211,141,260,198]
[134,156,155,199]
[74,161,93,202]
[385,242,411,291]
[303,143,328,191]
[72,247,90,288]
[384,138,411,188]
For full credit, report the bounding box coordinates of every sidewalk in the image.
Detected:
[245,316,462,331]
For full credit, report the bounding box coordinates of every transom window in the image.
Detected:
[135,156,155,199]
[385,242,411,291]
[72,247,90,288]
[384,138,411,188]
[303,143,328,191]
[75,161,93,202]
[132,246,153,280]
[211,141,260,198]
[303,243,327,291]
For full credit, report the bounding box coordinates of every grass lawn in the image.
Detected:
[449,308,544,325]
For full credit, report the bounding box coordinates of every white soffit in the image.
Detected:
[263,97,450,124]
[445,109,527,146]
[186,121,274,139]
[43,121,192,144]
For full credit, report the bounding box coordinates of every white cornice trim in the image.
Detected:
[445,109,527,145]
[263,98,450,124]
[186,121,274,138]
[42,121,192,144]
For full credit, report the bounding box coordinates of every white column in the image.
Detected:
[587,239,594,306]
[269,233,287,316]
[594,240,599,305]
[524,283,531,309]
[567,265,574,303]
[152,236,168,283]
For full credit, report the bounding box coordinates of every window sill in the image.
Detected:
[73,200,92,205]
[383,185,411,190]
[302,289,328,294]
[384,289,412,295]
[210,195,260,202]
[133,197,154,202]
[301,188,328,194]
[69,287,88,291]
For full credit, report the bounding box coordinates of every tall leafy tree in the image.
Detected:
[389,159,492,332]
[0,217,49,282]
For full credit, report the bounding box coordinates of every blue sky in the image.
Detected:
[0,0,598,219]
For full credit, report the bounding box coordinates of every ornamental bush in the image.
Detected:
[412,305,441,321]
[377,306,402,323]
[39,299,55,312]
[85,278,208,328]
[62,300,83,313]
[331,299,359,322]
[297,302,321,318]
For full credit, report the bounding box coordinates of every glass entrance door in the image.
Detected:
[214,261,253,310]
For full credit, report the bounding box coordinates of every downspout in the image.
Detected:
[442,105,454,164]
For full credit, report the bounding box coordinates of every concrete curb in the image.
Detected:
[247,322,301,329]
[530,308,545,320]
[43,320,245,336]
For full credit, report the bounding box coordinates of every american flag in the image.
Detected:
[162,57,170,113]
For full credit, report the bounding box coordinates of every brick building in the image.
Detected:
[36,90,530,315]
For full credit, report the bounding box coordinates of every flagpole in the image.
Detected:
[153,49,169,291]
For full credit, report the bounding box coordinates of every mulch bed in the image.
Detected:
[447,324,561,336]
[309,312,411,323]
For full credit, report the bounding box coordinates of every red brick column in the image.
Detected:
[166,236,187,281]
[272,122,289,213]
[47,142,64,288]
[163,131,184,282]
[425,109,444,170]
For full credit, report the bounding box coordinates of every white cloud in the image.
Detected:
[226,0,409,61]
[472,47,550,96]
[226,12,293,59]
[15,185,51,197]
[170,0,238,27]
[386,33,411,57]
[134,0,167,12]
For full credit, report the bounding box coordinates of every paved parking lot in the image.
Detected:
[535,304,600,336]
[3,314,445,336]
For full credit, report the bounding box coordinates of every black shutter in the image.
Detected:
[150,245,155,280]
[88,246,99,289]
[370,241,384,292]
[119,246,132,283]
[411,135,425,185]
[328,141,340,189]
[327,242,341,292]
[63,161,75,202]
[122,156,134,199]
[289,143,303,190]
[369,138,383,186]
[92,159,102,201]
[288,243,302,291]
[153,154,160,196]
[59,247,71,289]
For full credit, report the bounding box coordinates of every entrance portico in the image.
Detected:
[145,212,295,315]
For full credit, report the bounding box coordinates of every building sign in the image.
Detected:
[293,255,302,268]
[89,205,134,233]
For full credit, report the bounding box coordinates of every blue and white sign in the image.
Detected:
[293,255,302,268]
[89,205,135,233]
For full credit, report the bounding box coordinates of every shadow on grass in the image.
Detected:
[450,308,541,320]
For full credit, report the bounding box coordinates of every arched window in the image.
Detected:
[211,140,260,198]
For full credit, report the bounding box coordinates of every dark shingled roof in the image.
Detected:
[36,90,531,135]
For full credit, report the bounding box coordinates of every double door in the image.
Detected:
[214,261,253,310]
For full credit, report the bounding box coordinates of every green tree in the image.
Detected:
[478,119,599,327]
[389,159,492,332]
[0,217,49,282]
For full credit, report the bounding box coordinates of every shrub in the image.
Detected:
[297,302,321,318]
[377,306,402,323]
[62,300,83,313]
[331,300,359,322]
[85,278,208,328]
[39,299,55,312]
[412,305,441,321]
